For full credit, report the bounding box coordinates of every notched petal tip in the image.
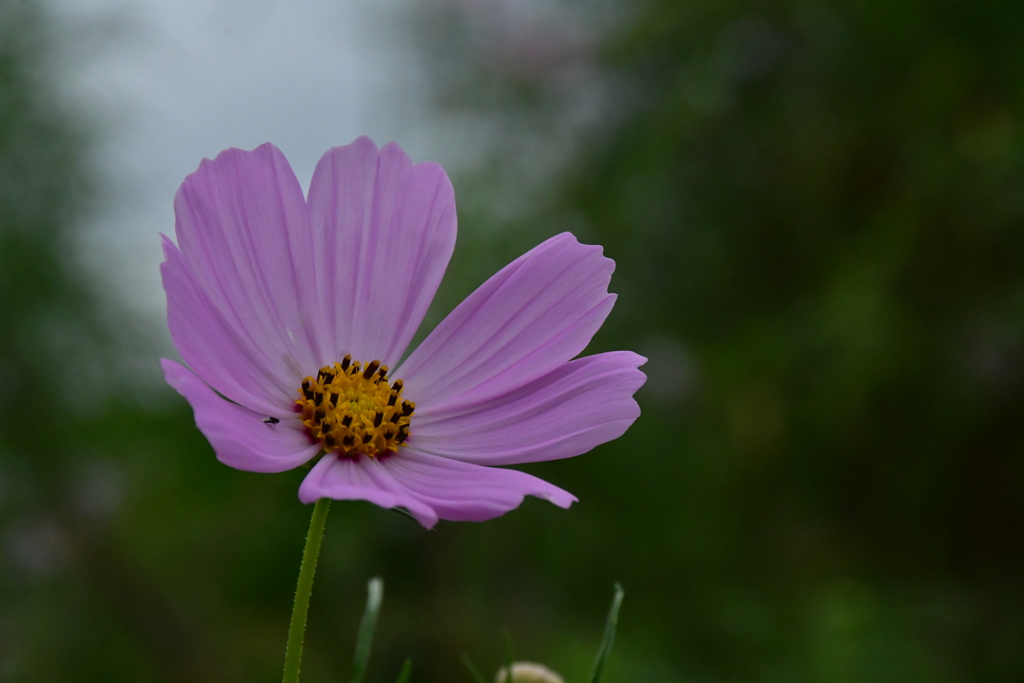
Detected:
[310,135,458,367]
[158,232,176,253]
[550,230,617,274]
[542,486,578,510]
[175,143,296,217]
[379,139,412,165]
[207,141,286,167]
[346,134,380,153]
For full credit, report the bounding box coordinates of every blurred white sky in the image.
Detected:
[46,0,614,356]
[50,0,447,326]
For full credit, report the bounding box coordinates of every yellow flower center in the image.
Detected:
[296,355,414,457]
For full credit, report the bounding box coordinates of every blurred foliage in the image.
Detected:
[2,0,1024,682]
[422,0,1024,681]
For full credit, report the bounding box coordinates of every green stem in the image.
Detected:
[283,498,331,683]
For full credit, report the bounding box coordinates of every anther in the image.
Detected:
[297,358,415,458]
[363,360,381,380]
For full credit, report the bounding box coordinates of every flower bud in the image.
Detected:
[494,662,565,683]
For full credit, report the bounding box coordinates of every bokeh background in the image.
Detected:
[3,0,1024,681]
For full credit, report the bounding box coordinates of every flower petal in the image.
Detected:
[172,143,324,395]
[410,351,646,465]
[308,137,457,368]
[397,233,616,412]
[297,449,576,528]
[163,236,294,415]
[297,453,438,527]
[385,449,577,524]
[161,359,319,473]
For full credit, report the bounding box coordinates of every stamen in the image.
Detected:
[362,360,381,380]
[296,358,415,458]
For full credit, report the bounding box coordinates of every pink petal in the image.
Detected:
[172,144,325,396]
[410,351,646,465]
[161,359,320,473]
[297,449,576,528]
[308,137,457,368]
[298,453,439,527]
[163,237,294,416]
[396,233,616,412]
[385,449,577,524]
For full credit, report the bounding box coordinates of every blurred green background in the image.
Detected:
[3,0,1024,681]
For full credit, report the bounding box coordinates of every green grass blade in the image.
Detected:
[587,583,625,683]
[352,577,384,683]
[501,629,516,683]
[394,658,413,683]
[460,654,490,683]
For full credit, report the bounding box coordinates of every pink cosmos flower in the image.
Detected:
[160,137,645,528]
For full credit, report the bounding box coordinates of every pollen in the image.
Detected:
[296,355,415,458]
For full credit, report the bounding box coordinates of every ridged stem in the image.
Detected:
[282,498,331,683]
